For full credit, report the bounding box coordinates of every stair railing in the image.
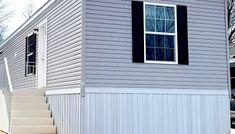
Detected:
[0,57,13,133]
[4,58,13,93]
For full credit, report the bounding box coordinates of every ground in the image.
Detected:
[232,129,235,134]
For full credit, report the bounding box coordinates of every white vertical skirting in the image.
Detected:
[84,92,230,134]
[47,94,80,134]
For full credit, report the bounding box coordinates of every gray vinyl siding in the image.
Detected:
[46,0,82,90]
[0,0,82,90]
[0,24,39,89]
[84,0,228,90]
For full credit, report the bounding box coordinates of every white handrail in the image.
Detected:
[3,58,13,93]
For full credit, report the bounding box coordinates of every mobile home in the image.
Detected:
[0,0,230,134]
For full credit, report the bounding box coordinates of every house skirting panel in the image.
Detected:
[82,88,230,134]
[47,93,80,134]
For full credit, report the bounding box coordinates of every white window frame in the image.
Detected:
[144,2,178,64]
[26,32,36,76]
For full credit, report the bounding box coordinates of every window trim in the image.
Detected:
[26,32,36,76]
[143,2,178,64]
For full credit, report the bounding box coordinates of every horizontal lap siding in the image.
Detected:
[0,24,41,89]
[84,92,230,134]
[47,0,82,90]
[85,0,228,90]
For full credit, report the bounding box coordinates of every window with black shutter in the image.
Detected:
[132,1,188,65]
[25,34,36,76]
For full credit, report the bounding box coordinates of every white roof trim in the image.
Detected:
[0,0,56,48]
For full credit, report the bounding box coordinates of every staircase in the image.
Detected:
[10,90,56,134]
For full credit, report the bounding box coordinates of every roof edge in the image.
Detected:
[0,0,56,48]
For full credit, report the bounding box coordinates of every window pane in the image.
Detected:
[165,35,174,48]
[28,66,33,74]
[155,35,164,47]
[165,49,174,61]
[146,34,154,47]
[155,48,164,61]
[29,36,34,44]
[166,20,175,33]
[28,55,35,64]
[146,48,155,60]
[28,44,35,53]
[156,6,165,19]
[146,19,155,31]
[156,20,165,32]
[165,7,175,20]
[145,5,156,18]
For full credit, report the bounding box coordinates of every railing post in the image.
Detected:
[4,58,13,93]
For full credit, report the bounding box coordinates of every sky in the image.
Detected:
[4,0,48,37]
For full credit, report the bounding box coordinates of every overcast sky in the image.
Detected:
[4,0,47,37]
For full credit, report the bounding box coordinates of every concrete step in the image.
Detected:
[12,90,44,96]
[11,125,56,134]
[11,110,51,118]
[11,118,54,126]
[12,96,46,103]
[11,103,49,110]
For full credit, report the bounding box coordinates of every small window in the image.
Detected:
[144,3,177,64]
[25,34,36,76]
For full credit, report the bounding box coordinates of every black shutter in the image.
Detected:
[177,5,189,65]
[231,67,235,89]
[31,34,37,74]
[132,1,144,63]
[25,37,28,76]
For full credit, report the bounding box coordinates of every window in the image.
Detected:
[132,1,188,65]
[25,34,36,76]
[144,3,177,64]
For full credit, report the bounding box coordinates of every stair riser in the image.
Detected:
[12,97,46,103]
[11,104,49,110]
[11,111,51,118]
[11,126,56,134]
[11,119,54,126]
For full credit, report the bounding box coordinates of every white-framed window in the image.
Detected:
[144,2,178,64]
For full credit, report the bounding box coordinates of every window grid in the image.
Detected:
[144,2,178,64]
